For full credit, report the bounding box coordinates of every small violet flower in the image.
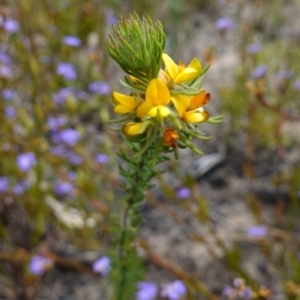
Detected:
[215,17,235,32]
[223,286,235,297]
[63,35,81,47]
[176,187,191,199]
[13,180,30,195]
[252,65,267,78]
[92,256,111,276]
[276,70,293,80]
[0,177,9,193]
[246,43,262,54]
[239,287,252,299]
[56,62,77,80]
[2,88,16,100]
[5,105,16,119]
[105,9,117,25]
[47,116,67,131]
[16,152,37,172]
[246,225,267,238]
[233,278,245,289]
[95,153,109,164]
[293,79,300,91]
[54,128,80,146]
[50,145,70,157]
[0,51,12,65]
[68,153,83,165]
[0,65,13,78]
[136,282,158,300]
[28,255,52,276]
[68,171,77,181]
[55,181,74,197]
[53,88,74,105]
[161,280,186,300]
[88,81,111,95]
[224,278,253,299]
[3,18,19,33]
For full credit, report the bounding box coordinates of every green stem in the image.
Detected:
[112,143,164,300]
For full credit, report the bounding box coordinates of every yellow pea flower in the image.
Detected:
[112,92,141,114]
[182,107,209,123]
[122,121,144,136]
[162,53,202,85]
[171,94,191,117]
[181,90,210,123]
[137,78,171,120]
[189,90,210,110]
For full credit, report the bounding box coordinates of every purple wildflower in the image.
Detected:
[276,70,293,80]
[136,282,158,300]
[63,35,81,47]
[239,287,252,299]
[246,225,267,238]
[105,9,117,25]
[0,177,9,193]
[92,256,111,276]
[54,181,74,197]
[75,89,88,100]
[47,116,67,131]
[223,286,235,297]
[0,51,12,65]
[55,128,80,146]
[95,153,109,164]
[0,65,13,78]
[161,280,186,300]
[252,65,267,78]
[176,187,191,199]
[88,81,111,95]
[50,145,70,157]
[13,180,30,195]
[53,88,74,105]
[68,153,83,165]
[2,88,16,100]
[28,255,52,276]
[16,152,36,172]
[293,79,300,91]
[68,171,77,181]
[3,18,19,33]
[215,17,235,32]
[5,105,16,119]
[233,278,245,289]
[246,43,262,54]
[56,62,77,80]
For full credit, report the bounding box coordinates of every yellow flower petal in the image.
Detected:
[123,122,144,136]
[146,79,170,106]
[162,53,178,80]
[186,57,202,73]
[114,105,136,114]
[182,108,209,123]
[171,95,190,117]
[112,92,138,109]
[148,105,170,119]
[136,102,152,119]
[175,67,199,84]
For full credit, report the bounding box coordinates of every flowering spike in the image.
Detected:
[107,12,166,81]
[108,13,221,159]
